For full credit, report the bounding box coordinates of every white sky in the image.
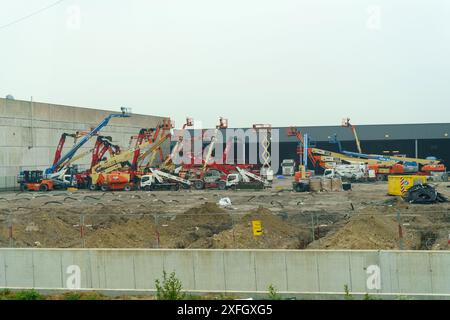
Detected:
[0,0,449,128]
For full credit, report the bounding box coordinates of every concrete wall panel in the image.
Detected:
[254,251,287,292]
[223,250,256,292]
[285,251,319,292]
[133,251,164,290]
[192,250,226,291]
[0,249,450,296]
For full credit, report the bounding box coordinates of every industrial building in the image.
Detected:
[276,122,450,171]
[214,123,450,173]
[0,97,168,190]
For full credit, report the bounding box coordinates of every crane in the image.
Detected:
[342,118,362,154]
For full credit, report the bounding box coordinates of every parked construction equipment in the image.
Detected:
[281,159,295,176]
[342,117,362,154]
[17,109,131,191]
[140,168,192,191]
[89,124,171,191]
[225,167,270,190]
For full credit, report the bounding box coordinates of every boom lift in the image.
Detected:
[160,117,194,172]
[45,108,130,175]
[18,109,130,191]
[137,119,173,170]
[224,166,270,190]
[89,127,171,191]
[202,117,228,171]
[140,168,192,191]
[342,118,362,154]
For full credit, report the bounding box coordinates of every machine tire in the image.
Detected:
[193,180,204,190]
[39,184,49,192]
[182,183,191,190]
[171,184,180,191]
[218,180,227,190]
[294,183,307,193]
[100,184,109,192]
[88,183,97,191]
[144,185,152,191]
[376,175,384,182]
[123,184,132,192]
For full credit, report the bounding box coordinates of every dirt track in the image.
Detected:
[0,178,449,250]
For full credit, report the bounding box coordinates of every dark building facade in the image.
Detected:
[198,123,450,174]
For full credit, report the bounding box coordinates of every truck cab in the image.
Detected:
[281,159,295,176]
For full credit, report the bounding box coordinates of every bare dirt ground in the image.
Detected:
[0,178,449,250]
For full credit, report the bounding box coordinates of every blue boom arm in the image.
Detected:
[45,113,130,174]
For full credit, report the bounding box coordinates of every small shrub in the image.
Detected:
[363,293,378,300]
[155,271,185,300]
[344,285,353,300]
[0,289,12,300]
[14,289,44,300]
[268,284,282,300]
[63,292,82,300]
[80,292,106,300]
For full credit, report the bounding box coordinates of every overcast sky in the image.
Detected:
[1,0,449,128]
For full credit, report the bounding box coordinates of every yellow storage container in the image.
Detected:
[388,175,427,196]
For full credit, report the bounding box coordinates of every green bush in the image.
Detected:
[267,284,282,300]
[14,289,44,300]
[155,271,185,300]
[62,292,82,300]
[344,285,353,300]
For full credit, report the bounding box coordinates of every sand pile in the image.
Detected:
[190,206,310,249]
[308,215,420,250]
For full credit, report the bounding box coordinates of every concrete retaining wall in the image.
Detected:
[0,98,168,190]
[0,248,449,296]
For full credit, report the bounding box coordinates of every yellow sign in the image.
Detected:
[252,220,263,236]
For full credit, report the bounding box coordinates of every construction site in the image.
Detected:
[0,97,449,253]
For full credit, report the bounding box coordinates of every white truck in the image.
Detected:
[224,167,271,190]
[323,163,371,182]
[281,159,295,176]
[140,168,192,191]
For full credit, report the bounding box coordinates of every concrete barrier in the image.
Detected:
[1,248,450,297]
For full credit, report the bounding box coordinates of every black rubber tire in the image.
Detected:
[100,184,109,192]
[294,183,307,192]
[218,180,227,190]
[193,180,204,190]
[170,184,180,191]
[182,183,191,190]
[406,185,437,203]
[376,175,384,182]
[144,185,152,191]
[88,184,97,191]
[123,184,132,192]
[342,183,352,191]
[39,184,49,192]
